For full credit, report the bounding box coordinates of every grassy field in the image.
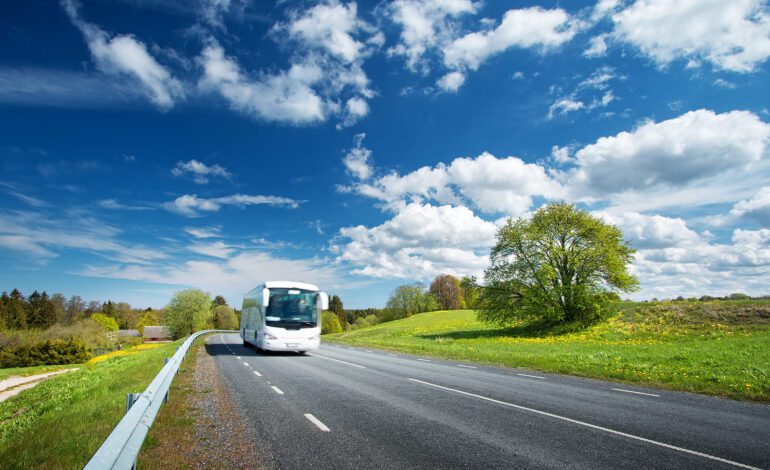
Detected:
[324,300,770,402]
[0,340,181,469]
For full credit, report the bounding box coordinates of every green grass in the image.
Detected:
[324,300,770,402]
[0,340,183,469]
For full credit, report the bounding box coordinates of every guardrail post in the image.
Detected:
[125,393,140,414]
[164,358,171,403]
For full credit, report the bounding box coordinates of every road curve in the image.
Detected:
[208,333,770,469]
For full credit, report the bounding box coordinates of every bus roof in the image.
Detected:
[260,281,320,292]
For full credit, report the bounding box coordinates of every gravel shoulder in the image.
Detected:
[140,336,267,469]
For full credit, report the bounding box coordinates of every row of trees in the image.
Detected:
[0,289,163,333]
[0,288,241,336]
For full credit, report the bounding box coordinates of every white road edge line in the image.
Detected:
[517,373,545,379]
[388,354,397,357]
[304,413,331,432]
[408,378,758,470]
[457,364,477,369]
[417,359,431,362]
[307,353,367,369]
[243,362,249,366]
[253,370,262,377]
[236,356,242,360]
[271,386,284,395]
[612,388,660,397]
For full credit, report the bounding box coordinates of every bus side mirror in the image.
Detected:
[319,292,329,310]
[262,288,270,307]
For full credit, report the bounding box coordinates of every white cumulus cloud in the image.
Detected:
[611,0,770,73]
[443,7,577,72]
[336,202,498,279]
[343,133,373,180]
[569,109,770,198]
[437,71,466,92]
[385,0,479,73]
[731,186,770,226]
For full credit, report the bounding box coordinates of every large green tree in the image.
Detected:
[479,203,638,324]
[429,274,463,310]
[164,289,212,339]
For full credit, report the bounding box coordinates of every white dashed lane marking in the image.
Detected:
[304,413,331,432]
[517,373,545,379]
[612,388,660,397]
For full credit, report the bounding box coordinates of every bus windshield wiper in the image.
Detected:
[300,321,316,327]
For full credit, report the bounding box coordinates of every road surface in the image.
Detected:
[208,333,770,469]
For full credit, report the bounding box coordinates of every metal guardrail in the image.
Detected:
[84,329,236,470]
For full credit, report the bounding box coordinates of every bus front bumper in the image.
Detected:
[263,337,320,352]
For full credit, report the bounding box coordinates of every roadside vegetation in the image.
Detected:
[0,289,240,369]
[0,340,181,469]
[324,300,770,402]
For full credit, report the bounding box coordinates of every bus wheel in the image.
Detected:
[298,351,307,355]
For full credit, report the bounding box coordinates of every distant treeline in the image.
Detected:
[0,288,160,332]
[646,293,770,302]
[0,288,240,368]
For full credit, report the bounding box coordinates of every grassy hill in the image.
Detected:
[324,300,770,402]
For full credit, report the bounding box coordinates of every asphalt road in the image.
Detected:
[208,333,770,469]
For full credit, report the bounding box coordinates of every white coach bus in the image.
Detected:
[240,281,328,353]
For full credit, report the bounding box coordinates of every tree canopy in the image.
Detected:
[321,311,343,334]
[164,289,212,339]
[212,305,238,330]
[479,203,638,324]
[429,274,464,310]
[384,282,438,320]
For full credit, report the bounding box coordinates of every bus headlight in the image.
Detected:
[309,335,320,341]
[264,332,278,340]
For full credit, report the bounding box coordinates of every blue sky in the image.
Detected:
[1,0,769,309]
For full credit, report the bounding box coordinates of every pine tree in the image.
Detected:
[27,290,42,328]
[329,295,346,329]
[39,292,57,329]
[0,291,7,330]
[212,295,228,307]
[102,300,116,318]
[8,289,27,329]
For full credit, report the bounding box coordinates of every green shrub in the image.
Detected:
[321,311,342,334]
[0,338,91,367]
[90,313,119,331]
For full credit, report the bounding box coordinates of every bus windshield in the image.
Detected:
[265,288,318,327]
